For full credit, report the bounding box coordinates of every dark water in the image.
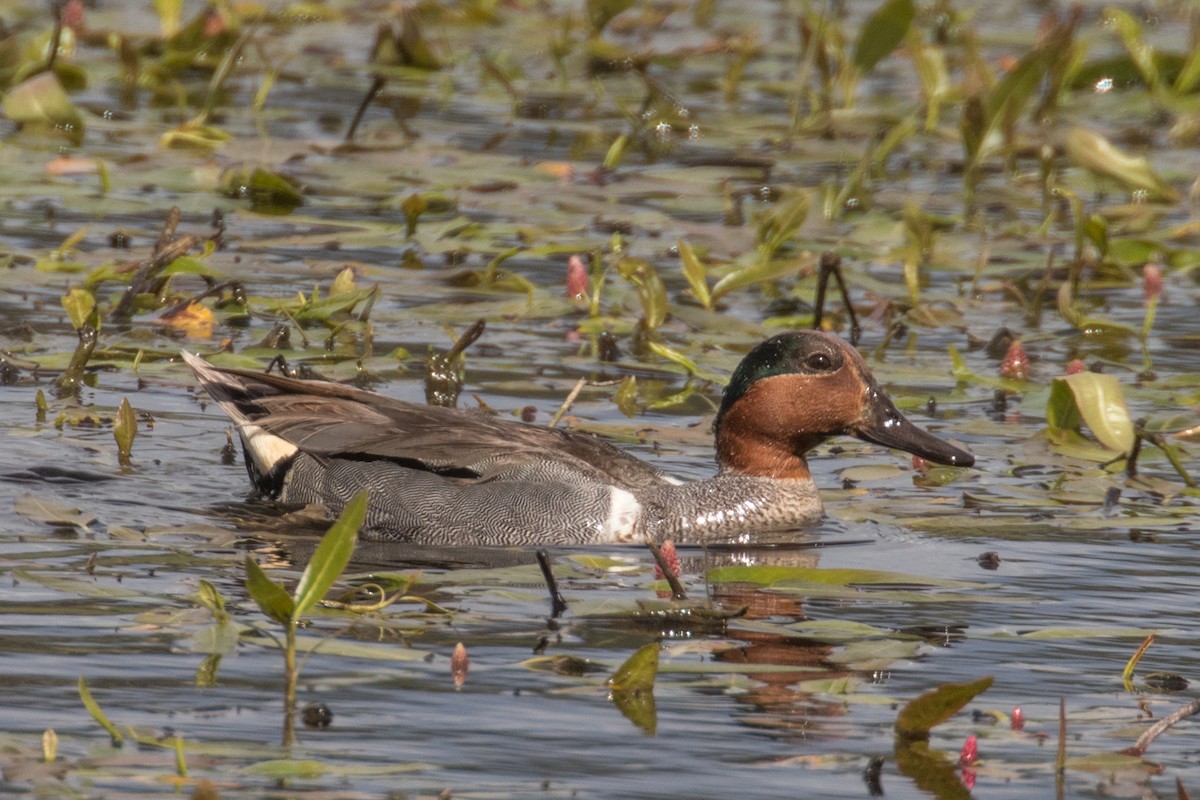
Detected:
[2,0,1199,797]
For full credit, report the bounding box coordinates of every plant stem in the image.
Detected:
[282,621,297,747]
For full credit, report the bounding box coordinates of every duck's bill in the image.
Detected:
[852,387,975,468]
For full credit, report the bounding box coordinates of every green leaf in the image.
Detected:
[587,0,635,34]
[78,677,123,747]
[1064,127,1179,202]
[1105,8,1158,90]
[291,491,366,621]
[707,564,974,589]
[154,0,183,36]
[1045,376,1081,434]
[2,72,84,144]
[1049,373,1135,453]
[710,253,811,304]
[894,676,993,740]
[852,0,914,74]
[618,258,668,331]
[755,191,809,260]
[61,288,95,330]
[160,122,232,150]
[401,193,427,237]
[197,579,229,624]
[221,166,304,214]
[161,256,223,278]
[677,240,712,310]
[13,493,95,529]
[609,641,660,693]
[243,759,328,779]
[113,397,137,465]
[245,555,295,625]
[645,341,724,384]
[612,375,639,418]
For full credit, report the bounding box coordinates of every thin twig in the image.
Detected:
[112,208,208,321]
[1123,697,1200,758]
[548,378,587,429]
[345,75,386,143]
[535,549,568,618]
[46,1,65,73]
[812,251,860,345]
[1056,696,1067,776]
[646,541,686,600]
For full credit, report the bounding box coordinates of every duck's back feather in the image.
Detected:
[182,352,672,490]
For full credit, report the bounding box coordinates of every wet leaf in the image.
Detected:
[197,578,229,624]
[13,493,95,529]
[160,122,232,150]
[1105,8,1159,90]
[609,641,660,693]
[1064,127,1179,202]
[113,397,137,465]
[401,193,427,237]
[708,564,975,589]
[609,642,659,735]
[613,375,639,417]
[756,191,809,260]
[2,72,84,144]
[243,759,327,779]
[60,288,95,330]
[292,491,365,621]
[1047,373,1134,453]
[240,634,430,661]
[852,0,914,74]
[895,676,994,740]
[159,302,215,339]
[677,240,711,310]
[711,252,813,303]
[13,567,145,599]
[245,556,295,625]
[329,266,357,296]
[645,341,717,382]
[618,258,668,331]
[221,166,304,214]
[161,256,223,278]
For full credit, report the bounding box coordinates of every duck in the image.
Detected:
[182,330,973,546]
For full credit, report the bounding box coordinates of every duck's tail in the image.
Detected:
[181,350,299,494]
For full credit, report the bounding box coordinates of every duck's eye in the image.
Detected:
[805,352,833,371]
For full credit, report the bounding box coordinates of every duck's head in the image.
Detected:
[714,331,974,479]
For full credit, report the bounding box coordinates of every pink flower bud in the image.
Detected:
[1065,359,1086,376]
[1011,706,1024,731]
[1143,263,1163,304]
[1000,340,1028,381]
[451,642,469,688]
[959,734,979,766]
[566,255,589,301]
[653,540,681,581]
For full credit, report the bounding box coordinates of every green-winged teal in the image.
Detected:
[183,331,973,545]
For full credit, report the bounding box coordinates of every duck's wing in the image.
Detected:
[183,352,673,489]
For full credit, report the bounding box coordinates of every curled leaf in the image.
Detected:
[1047,373,1135,454]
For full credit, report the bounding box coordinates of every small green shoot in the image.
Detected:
[245,491,367,745]
[1122,634,1155,692]
[78,676,123,747]
[114,398,137,466]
